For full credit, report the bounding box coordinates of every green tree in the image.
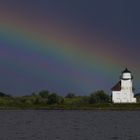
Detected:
[39,90,49,98]
[89,90,111,104]
[48,93,63,104]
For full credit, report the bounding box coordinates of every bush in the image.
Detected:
[89,90,111,104]
[39,90,49,98]
[48,93,64,105]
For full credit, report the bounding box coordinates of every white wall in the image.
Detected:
[112,90,136,103]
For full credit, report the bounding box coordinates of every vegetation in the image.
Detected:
[0,90,140,110]
[89,90,111,104]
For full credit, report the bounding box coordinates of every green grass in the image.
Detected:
[0,103,140,110]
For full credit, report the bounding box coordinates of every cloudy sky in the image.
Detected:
[0,0,140,95]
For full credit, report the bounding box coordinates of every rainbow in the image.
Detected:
[0,11,139,94]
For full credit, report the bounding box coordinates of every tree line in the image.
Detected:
[0,90,112,107]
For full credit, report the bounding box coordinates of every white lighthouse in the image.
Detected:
[112,68,136,103]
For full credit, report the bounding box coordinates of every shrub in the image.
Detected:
[89,90,111,104]
[48,93,64,105]
[39,90,49,98]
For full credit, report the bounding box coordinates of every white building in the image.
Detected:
[112,68,136,103]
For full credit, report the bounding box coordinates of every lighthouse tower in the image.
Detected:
[112,68,136,103]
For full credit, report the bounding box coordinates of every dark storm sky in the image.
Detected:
[0,0,140,95]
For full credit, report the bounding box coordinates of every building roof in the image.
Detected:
[111,81,121,91]
[122,68,131,73]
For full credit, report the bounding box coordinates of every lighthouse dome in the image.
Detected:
[121,68,132,80]
[122,68,131,73]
